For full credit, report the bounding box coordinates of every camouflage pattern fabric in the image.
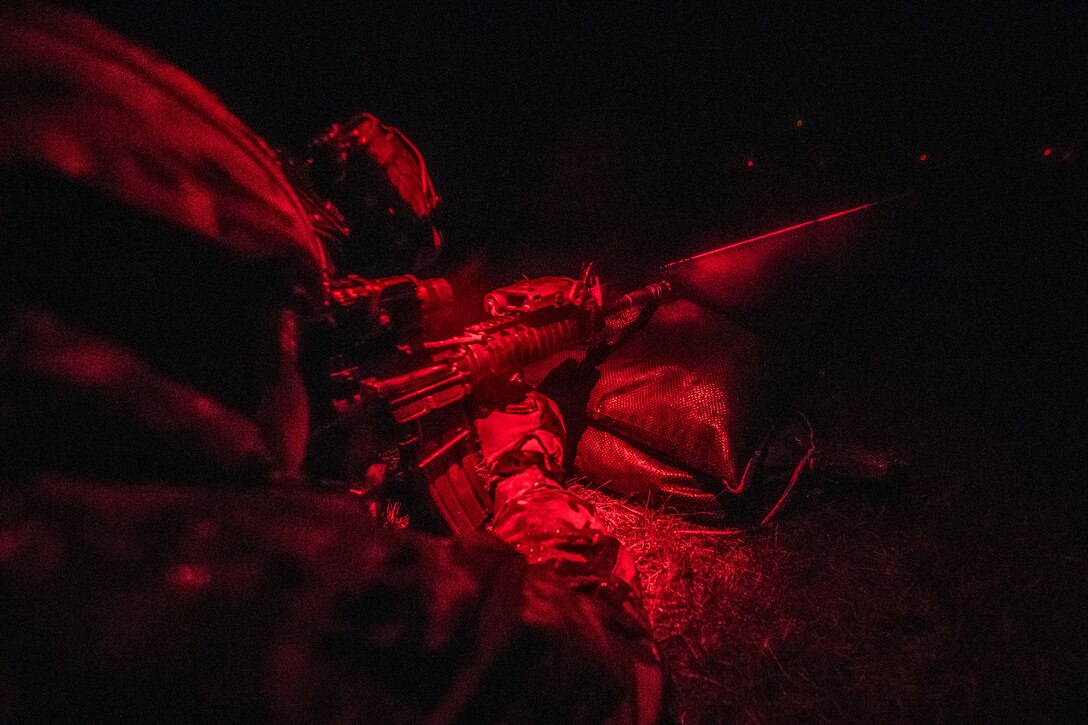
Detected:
[0,5,327,301]
[0,471,662,724]
[0,349,662,723]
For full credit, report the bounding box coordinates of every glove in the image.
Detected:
[474,391,566,482]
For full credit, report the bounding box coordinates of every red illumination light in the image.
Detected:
[1043,147,1053,157]
[746,160,754,168]
[662,193,912,269]
[918,154,927,162]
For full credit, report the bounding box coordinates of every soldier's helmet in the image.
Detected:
[0,4,327,296]
[0,5,325,479]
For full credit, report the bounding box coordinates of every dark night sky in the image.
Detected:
[69,3,1086,284]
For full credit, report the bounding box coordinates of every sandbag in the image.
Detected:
[529,299,814,523]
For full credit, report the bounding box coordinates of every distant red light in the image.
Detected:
[168,563,212,591]
[1043,147,1053,157]
[746,160,754,168]
[918,154,927,162]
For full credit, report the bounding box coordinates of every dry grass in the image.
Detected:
[570,448,1085,725]
[569,481,749,639]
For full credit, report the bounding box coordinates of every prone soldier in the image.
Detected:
[0,6,663,723]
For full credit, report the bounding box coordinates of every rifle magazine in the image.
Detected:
[417,427,493,534]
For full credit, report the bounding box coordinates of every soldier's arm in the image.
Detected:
[477,391,665,724]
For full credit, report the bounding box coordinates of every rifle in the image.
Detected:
[302,266,671,534]
[289,113,907,533]
[282,113,669,533]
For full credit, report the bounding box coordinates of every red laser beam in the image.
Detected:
[662,193,912,269]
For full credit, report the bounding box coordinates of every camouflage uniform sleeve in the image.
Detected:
[473,389,665,724]
[489,466,665,725]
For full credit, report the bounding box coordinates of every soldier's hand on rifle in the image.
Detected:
[474,386,567,483]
